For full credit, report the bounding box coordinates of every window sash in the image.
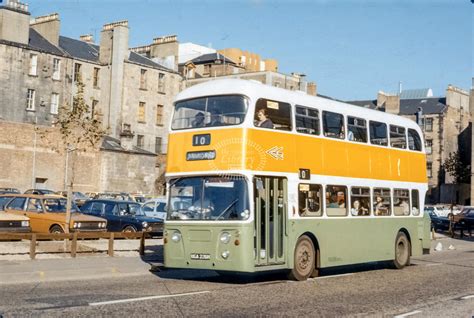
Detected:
[26,89,35,110]
[51,93,59,114]
[52,58,61,80]
[29,54,38,76]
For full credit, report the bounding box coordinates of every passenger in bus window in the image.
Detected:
[256,109,274,129]
[192,112,205,128]
[400,199,410,215]
[209,109,223,126]
[374,196,387,216]
[351,200,368,216]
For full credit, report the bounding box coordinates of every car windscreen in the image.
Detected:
[171,95,248,130]
[44,198,80,212]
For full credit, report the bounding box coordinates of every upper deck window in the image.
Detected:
[295,105,319,135]
[323,111,344,139]
[347,116,367,143]
[254,99,292,131]
[390,125,407,149]
[172,95,248,130]
[369,121,388,146]
[408,129,422,151]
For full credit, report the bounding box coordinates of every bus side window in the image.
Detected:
[323,111,345,139]
[255,99,292,131]
[373,188,391,216]
[393,189,410,216]
[411,190,420,215]
[347,116,367,143]
[369,121,388,146]
[295,105,320,136]
[326,185,347,216]
[298,183,322,217]
[408,129,422,151]
[350,187,370,216]
[390,125,407,149]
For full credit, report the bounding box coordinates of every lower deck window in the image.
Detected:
[373,188,391,216]
[298,183,322,217]
[326,185,347,216]
[393,189,410,216]
[411,190,420,215]
[350,187,370,216]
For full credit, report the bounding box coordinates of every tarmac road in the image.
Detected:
[0,236,472,317]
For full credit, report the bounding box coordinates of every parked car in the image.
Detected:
[130,193,146,203]
[451,207,474,236]
[81,199,163,236]
[426,209,450,232]
[0,195,30,233]
[425,204,462,217]
[24,189,57,195]
[0,195,15,211]
[94,192,134,201]
[56,191,89,208]
[0,188,20,194]
[4,194,107,233]
[141,197,167,220]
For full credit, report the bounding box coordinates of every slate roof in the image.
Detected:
[101,136,156,156]
[187,53,236,65]
[399,88,432,99]
[347,97,447,115]
[59,36,100,63]
[29,29,65,56]
[128,51,172,72]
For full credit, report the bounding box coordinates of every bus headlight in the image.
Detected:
[221,250,230,259]
[21,221,29,227]
[171,231,181,242]
[219,232,231,244]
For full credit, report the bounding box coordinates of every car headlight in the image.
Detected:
[21,221,29,227]
[75,222,81,228]
[219,232,231,244]
[221,250,230,259]
[142,221,148,228]
[171,231,181,242]
[102,222,107,228]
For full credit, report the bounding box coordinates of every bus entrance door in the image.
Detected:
[254,176,287,267]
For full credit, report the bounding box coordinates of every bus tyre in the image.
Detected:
[289,235,315,281]
[392,232,411,269]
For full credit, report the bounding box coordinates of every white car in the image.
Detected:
[141,198,167,220]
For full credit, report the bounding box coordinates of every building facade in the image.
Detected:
[0,1,181,194]
[348,85,471,204]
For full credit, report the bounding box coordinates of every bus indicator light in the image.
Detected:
[299,168,310,180]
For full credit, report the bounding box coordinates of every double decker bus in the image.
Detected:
[164,79,431,280]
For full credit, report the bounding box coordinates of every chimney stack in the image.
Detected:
[377,91,400,114]
[99,20,129,65]
[149,34,178,71]
[0,0,30,45]
[79,34,94,44]
[30,13,60,46]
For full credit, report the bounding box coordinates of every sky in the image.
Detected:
[26,0,472,100]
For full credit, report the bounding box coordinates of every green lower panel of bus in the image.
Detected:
[164,215,431,272]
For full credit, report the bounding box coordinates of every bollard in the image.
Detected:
[30,234,37,260]
[139,232,145,256]
[71,232,78,258]
[108,232,114,257]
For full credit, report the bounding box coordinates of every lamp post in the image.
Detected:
[31,116,37,188]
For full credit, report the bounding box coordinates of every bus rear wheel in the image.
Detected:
[289,235,315,281]
[392,232,411,269]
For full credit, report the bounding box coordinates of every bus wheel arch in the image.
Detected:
[392,230,411,269]
[289,233,320,281]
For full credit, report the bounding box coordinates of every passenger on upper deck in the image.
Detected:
[192,112,205,128]
[256,108,274,129]
[209,109,224,126]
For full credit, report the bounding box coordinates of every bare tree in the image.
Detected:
[40,79,107,232]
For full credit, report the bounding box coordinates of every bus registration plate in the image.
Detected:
[190,253,210,260]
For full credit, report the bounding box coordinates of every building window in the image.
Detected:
[427,162,432,178]
[74,63,82,82]
[298,183,323,217]
[158,73,166,93]
[93,67,100,88]
[295,105,319,135]
[138,102,146,123]
[347,116,367,143]
[155,137,162,154]
[369,121,388,146]
[29,54,38,76]
[425,117,433,132]
[156,104,163,126]
[137,135,144,148]
[91,100,98,118]
[140,69,147,90]
[326,185,347,216]
[390,125,407,149]
[425,139,432,155]
[52,58,61,80]
[323,111,344,139]
[26,89,35,110]
[50,93,59,114]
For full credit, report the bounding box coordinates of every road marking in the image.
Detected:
[89,291,210,306]
[314,273,354,280]
[394,310,422,318]
[425,263,442,267]
[460,294,474,300]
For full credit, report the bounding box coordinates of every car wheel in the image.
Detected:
[122,225,137,239]
[288,235,315,281]
[392,232,411,269]
[50,225,64,234]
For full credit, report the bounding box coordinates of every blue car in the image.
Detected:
[80,199,163,236]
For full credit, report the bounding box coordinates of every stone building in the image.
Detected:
[0,0,180,194]
[217,48,278,72]
[348,85,471,204]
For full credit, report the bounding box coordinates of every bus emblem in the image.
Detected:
[266,146,284,160]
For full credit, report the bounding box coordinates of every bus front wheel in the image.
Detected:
[289,235,315,281]
[392,232,411,269]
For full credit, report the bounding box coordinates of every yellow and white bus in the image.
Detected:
[164,79,431,280]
